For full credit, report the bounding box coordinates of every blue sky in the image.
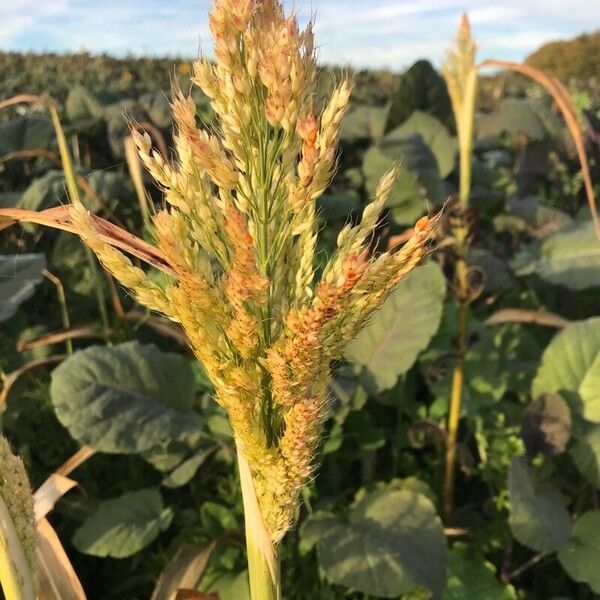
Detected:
[0,1,598,70]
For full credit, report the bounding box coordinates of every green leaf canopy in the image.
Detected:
[508,457,571,552]
[73,488,173,558]
[532,317,600,423]
[345,262,446,394]
[0,253,46,322]
[50,341,202,454]
[302,487,447,598]
[558,510,600,594]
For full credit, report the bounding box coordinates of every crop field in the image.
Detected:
[0,3,599,600]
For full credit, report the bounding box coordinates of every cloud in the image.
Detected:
[0,0,597,69]
[468,6,521,25]
[0,0,69,46]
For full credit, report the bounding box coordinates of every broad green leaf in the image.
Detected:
[387,111,456,178]
[444,543,517,600]
[162,447,215,488]
[65,85,118,121]
[21,170,69,213]
[301,488,447,598]
[317,191,361,221]
[478,98,547,141]
[0,116,54,154]
[579,353,600,419]
[379,133,446,198]
[345,262,445,394]
[51,233,95,295]
[385,60,453,133]
[201,502,238,536]
[18,324,53,361]
[514,221,600,290]
[532,318,600,422]
[21,170,120,214]
[0,254,46,322]
[363,132,445,225]
[424,318,540,416]
[85,171,134,211]
[558,510,600,594]
[341,104,388,141]
[391,477,437,502]
[141,440,193,472]
[571,424,600,487]
[507,196,572,237]
[50,342,202,454]
[202,570,249,600]
[521,394,572,456]
[469,248,514,294]
[362,146,424,225]
[72,488,173,558]
[508,457,571,552]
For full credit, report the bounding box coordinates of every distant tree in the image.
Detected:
[385,59,454,133]
[525,31,600,81]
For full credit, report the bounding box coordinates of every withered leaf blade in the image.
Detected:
[37,518,87,600]
[150,542,217,600]
[0,206,173,274]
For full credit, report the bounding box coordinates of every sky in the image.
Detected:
[0,1,599,70]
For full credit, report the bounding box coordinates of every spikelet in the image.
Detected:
[443,14,477,120]
[222,207,268,357]
[60,0,438,545]
[443,14,477,206]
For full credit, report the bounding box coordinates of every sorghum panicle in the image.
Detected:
[69,0,436,542]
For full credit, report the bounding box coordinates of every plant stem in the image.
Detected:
[42,269,73,355]
[237,450,280,600]
[84,246,110,334]
[124,135,151,230]
[443,294,468,520]
[508,551,550,581]
[246,530,280,600]
[442,102,473,520]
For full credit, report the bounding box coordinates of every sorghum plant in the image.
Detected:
[1,1,436,597]
[441,14,478,521]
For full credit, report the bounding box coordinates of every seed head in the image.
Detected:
[64,0,437,543]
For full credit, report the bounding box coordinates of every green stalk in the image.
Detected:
[50,99,111,334]
[124,135,151,230]
[246,532,280,600]
[457,69,477,211]
[237,450,280,600]
[84,246,111,334]
[442,295,468,520]
[42,269,73,355]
